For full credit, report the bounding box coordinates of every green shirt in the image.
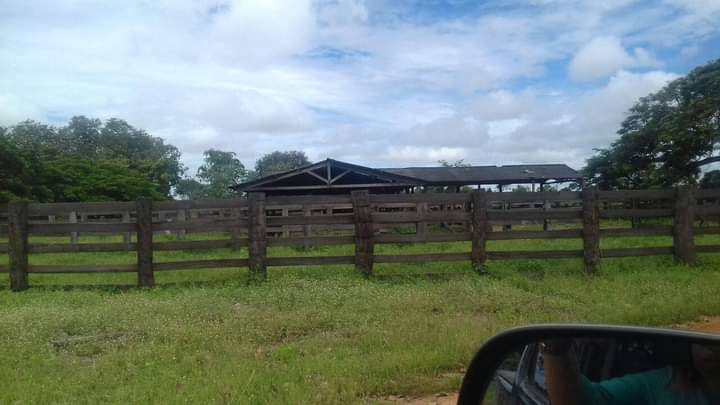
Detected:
[579,367,716,405]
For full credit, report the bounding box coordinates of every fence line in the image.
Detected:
[2,187,720,290]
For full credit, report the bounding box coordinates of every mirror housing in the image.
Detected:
[457,324,720,405]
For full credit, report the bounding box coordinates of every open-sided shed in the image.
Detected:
[231,158,582,195]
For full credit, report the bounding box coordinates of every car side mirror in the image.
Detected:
[457,324,720,405]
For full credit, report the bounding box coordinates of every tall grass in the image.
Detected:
[0,232,719,403]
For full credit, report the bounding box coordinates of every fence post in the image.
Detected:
[581,188,600,274]
[231,206,242,251]
[471,190,488,273]
[248,193,267,281]
[351,190,374,277]
[417,202,428,238]
[136,199,155,288]
[673,185,696,266]
[122,211,131,244]
[8,201,29,291]
[303,205,312,249]
[69,210,78,245]
[177,209,187,240]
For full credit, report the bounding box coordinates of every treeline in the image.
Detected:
[584,58,720,190]
[0,116,309,203]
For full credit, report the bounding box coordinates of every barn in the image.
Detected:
[231,158,582,195]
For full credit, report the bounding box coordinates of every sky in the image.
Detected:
[1,0,719,174]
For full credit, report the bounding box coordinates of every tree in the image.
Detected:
[700,170,720,189]
[175,178,209,200]
[252,150,310,179]
[0,134,30,202]
[0,117,185,201]
[584,59,720,189]
[46,159,164,202]
[58,116,103,156]
[182,149,247,199]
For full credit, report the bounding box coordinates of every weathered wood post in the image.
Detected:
[417,202,428,238]
[581,188,600,274]
[248,193,267,281]
[69,210,78,244]
[471,190,488,273]
[351,190,374,277]
[281,207,290,238]
[673,185,696,266]
[136,199,155,288]
[8,201,29,291]
[122,211,131,244]
[231,206,242,251]
[543,199,551,231]
[303,205,312,249]
[539,183,550,231]
[177,209,187,240]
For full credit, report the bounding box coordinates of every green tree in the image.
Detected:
[46,159,163,202]
[58,116,103,156]
[175,178,209,200]
[1,116,185,201]
[195,149,247,199]
[584,59,720,189]
[252,150,310,179]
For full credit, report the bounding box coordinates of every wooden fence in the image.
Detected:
[1,187,720,291]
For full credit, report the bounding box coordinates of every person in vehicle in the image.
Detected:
[542,339,720,405]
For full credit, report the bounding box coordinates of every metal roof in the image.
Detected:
[231,159,581,194]
[381,164,581,185]
[231,158,423,192]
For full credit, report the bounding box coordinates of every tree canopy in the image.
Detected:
[252,150,310,179]
[584,59,720,189]
[175,149,247,199]
[0,117,184,202]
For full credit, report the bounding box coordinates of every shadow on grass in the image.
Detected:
[371,271,479,283]
[1,278,253,293]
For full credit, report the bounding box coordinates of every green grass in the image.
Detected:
[1,231,720,403]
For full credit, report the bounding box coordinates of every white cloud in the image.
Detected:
[0,0,717,174]
[384,146,466,165]
[665,0,720,15]
[350,70,679,169]
[568,36,661,81]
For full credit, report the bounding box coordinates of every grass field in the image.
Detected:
[1,230,720,404]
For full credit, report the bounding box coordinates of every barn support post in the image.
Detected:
[248,193,267,282]
[8,201,29,291]
[136,199,155,288]
[351,190,374,277]
[540,182,550,231]
[673,186,696,266]
[470,190,488,273]
[581,188,600,274]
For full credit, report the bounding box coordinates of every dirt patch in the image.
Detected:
[382,392,457,405]
[674,316,720,334]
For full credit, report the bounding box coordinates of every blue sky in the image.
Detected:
[1,0,719,173]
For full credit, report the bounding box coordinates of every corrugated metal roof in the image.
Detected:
[381,164,581,184]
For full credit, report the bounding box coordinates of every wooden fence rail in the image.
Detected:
[2,187,720,290]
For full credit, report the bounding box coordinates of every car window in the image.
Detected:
[532,349,547,391]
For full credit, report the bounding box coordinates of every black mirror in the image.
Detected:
[458,325,720,405]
